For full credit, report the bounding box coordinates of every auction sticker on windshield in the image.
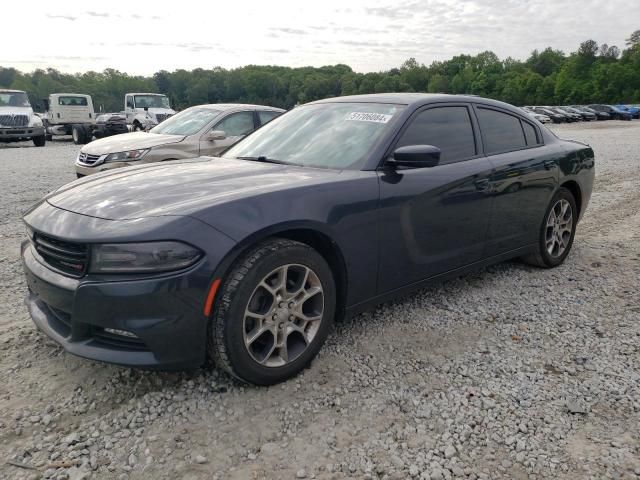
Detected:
[345,112,393,123]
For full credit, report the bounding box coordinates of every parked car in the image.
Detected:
[588,104,633,120]
[93,113,129,139]
[549,107,581,122]
[572,106,610,121]
[562,106,596,121]
[75,104,285,177]
[532,107,565,123]
[0,89,46,146]
[615,105,639,119]
[22,93,595,385]
[520,107,551,123]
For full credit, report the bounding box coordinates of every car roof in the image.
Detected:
[128,93,167,96]
[308,93,524,114]
[186,103,285,112]
[0,89,26,93]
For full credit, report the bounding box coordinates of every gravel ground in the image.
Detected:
[0,123,638,480]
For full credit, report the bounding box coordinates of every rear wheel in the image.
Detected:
[72,125,89,145]
[209,238,336,385]
[523,188,577,268]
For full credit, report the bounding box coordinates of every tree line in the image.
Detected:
[2,31,639,113]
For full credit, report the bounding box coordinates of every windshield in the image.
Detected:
[134,95,170,109]
[150,107,221,136]
[0,92,31,108]
[223,102,404,170]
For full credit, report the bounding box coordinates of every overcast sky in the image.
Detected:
[4,0,639,75]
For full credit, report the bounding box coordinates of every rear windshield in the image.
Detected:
[58,96,88,106]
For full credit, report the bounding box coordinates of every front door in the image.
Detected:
[377,104,494,294]
[200,110,256,156]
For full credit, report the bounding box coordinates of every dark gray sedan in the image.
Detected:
[22,94,595,385]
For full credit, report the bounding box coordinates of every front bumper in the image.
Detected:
[0,126,44,140]
[22,242,211,369]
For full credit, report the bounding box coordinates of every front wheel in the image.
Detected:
[523,188,577,268]
[209,239,336,385]
[33,135,46,147]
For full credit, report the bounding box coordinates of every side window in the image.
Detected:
[258,110,281,126]
[396,106,476,165]
[522,121,539,146]
[477,108,526,154]
[215,111,255,137]
[126,96,134,109]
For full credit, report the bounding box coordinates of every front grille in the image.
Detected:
[78,152,101,165]
[34,234,88,277]
[0,114,29,127]
[155,113,171,124]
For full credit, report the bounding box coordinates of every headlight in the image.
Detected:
[89,241,202,274]
[29,116,43,127]
[104,149,150,163]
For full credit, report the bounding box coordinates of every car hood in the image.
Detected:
[46,158,349,221]
[81,132,184,155]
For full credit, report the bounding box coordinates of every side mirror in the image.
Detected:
[388,145,441,168]
[143,106,149,111]
[205,130,226,141]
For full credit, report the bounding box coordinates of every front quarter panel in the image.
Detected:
[196,171,381,307]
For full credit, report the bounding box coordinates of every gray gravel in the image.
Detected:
[0,123,639,480]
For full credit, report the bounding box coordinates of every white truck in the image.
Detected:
[0,89,46,147]
[124,93,175,131]
[43,93,129,144]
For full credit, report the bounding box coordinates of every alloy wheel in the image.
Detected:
[545,199,573,258]
[243,264,324,367]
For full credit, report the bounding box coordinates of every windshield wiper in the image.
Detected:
[236,155,293,166]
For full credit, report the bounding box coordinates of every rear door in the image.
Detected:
[377,104,494,293]
[199,110,256,156]
[474,105,558,256]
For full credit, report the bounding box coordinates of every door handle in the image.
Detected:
[544,160,556,170]
[474,179,490,191]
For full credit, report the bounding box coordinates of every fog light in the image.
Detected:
[104,328,139,339]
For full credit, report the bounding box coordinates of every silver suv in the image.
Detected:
[75,104,284,177]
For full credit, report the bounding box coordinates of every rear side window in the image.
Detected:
[58,96,88,106]
[396,106,476,165]
[258,110,281,126]
[477,108,526,154]
[522,121,539,146]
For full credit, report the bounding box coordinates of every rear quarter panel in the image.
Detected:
[558,140,595,220]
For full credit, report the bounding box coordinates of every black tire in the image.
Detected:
[209,238,336,385]
[33,135,46,147]
[131,122,143,132]
[72,125,88,145]
[522,187,577,268]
